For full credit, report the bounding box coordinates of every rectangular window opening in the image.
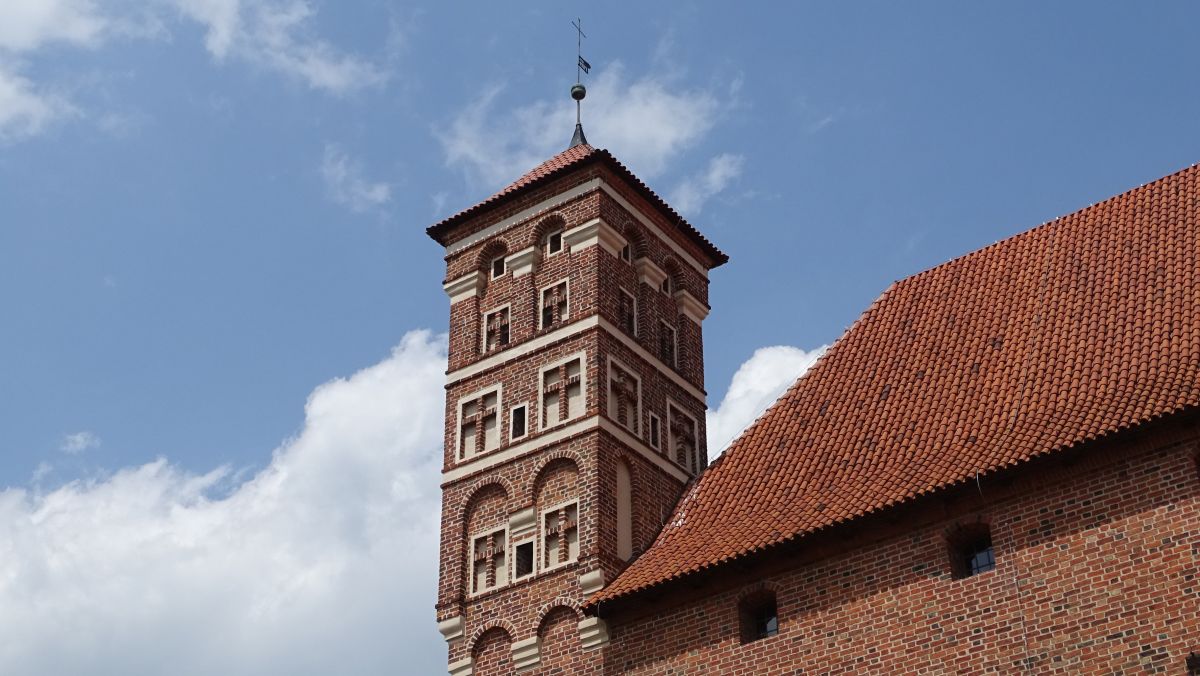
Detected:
[510,404,527,440]
[491,256,506,279]
[513,540,534,580]
[547,231,563,255]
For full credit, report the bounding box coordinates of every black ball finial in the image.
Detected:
[571,84,587,101]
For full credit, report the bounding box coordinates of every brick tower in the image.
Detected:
[428,132,727,675]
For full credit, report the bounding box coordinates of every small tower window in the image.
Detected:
[541,280,569,329]
[482,307,510,353]
[619,243,632,263]
[738,590,779,644]
[660,276,672,294]
[543,502,580,569]
[659,321,677,368]
[470,528,507,594]
[667,403,699,473]
[509,404,528,440]
[546,230,563,256]
[949,523,996,579]
[512,538,534,581]
[491,256,506,279]
[618,288,638,336]
[459,389,500,460]
[542,357,584,428]
[607,359,640,435]
[648,413,661,450]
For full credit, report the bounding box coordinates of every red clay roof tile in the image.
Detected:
[426,144,728,267]
[592,162,1200,606]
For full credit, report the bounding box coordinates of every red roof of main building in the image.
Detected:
[426,144,728,267]
[593,163,1200,606]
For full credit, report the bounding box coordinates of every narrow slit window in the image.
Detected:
[648,413,661,450]
[491,256,506,279]
[546,230,563,256]
[620,243,632,263]
[513,539,534,581]
[660,276,672,294]
[510,404,527,440]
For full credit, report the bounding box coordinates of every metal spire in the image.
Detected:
[569,18,590,148]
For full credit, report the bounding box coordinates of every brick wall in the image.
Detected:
[596,424,1200,674]
[435,158,716,675]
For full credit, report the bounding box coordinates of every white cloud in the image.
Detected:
[60,431,101,455]
[0,63,76,142]
[0,331,447,675]
[0,0,383,142]
[0,0,108,52]
[670,152,745,216]
[438,63,726,189]
[321,144,391,213]
[706,345,827,459]
[171,0,386,94]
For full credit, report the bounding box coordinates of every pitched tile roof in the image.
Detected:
[593,163,1200,606]
[426,144,728,267]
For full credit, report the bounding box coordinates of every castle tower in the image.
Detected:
[428,134,727,674]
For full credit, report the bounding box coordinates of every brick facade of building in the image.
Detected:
[429,143,1200,674]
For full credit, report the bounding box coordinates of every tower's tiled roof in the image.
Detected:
[426,144,728,267]
[593,163,1200,606]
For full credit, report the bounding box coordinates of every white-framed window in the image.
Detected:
[667,401,699,474]
[511,536,535,582]
[541,501,580,570]
[540,279,569,329]
[660,276,672,294]
[509,403,528,441]
[490,256,506,279]
[545,230,564,256]
[620,243,632,263]
[659,321,677,368]
[607,357,641,435]
[482,305,511,353]
[618,288,638,337]
[540,354,585,429]
[457,386,502,461]
[648,412,662,450]
[469,526,508,595]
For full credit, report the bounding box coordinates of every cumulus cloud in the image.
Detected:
[0,331,447,676]
[60,431,101,455]
[438,63,726,189]
[0,0,109,52]
[0,0,383,141]
[321,143,391,213]
[171,0,387,94]
[706,345,827,459]
[0,64,76,142]
[669,152,745,216]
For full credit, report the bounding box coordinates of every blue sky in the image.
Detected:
[1,2,1198,674]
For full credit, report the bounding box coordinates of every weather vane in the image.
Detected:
[569,18,590,147]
